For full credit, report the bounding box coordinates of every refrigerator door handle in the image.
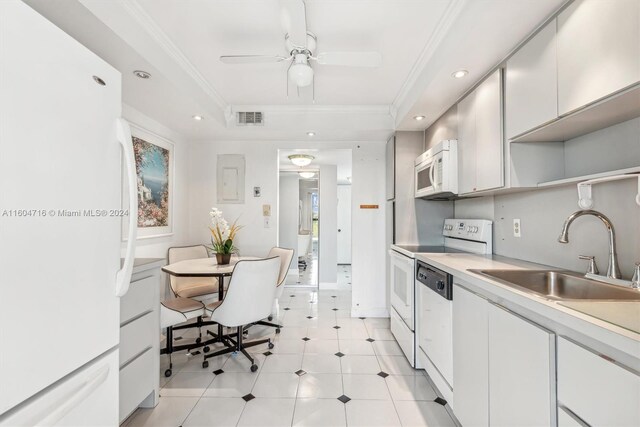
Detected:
[115,118,138,297]
[34,365,110,426]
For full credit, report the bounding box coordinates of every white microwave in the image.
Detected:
[415,140,458,199]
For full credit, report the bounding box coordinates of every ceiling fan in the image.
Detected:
[219,0,382,94]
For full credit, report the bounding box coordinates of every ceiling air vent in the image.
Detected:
[236,111,264,126]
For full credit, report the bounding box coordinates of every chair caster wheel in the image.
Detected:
[164,369,172,377]
[275,328,281,334]
[203,346,210,353]
[195,337,202,344]
[268,315,273,321]
[202,361,209,369]
[268,342,275,349]
[250,364,258,372]
[243,330,249,335]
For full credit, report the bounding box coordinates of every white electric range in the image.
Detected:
[388,219,493,376]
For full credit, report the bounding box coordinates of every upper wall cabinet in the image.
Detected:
[505,21,558,140]
[557,0,640,115]
[458,69,503,195]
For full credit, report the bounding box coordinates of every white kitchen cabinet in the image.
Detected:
[557,0,640,115]
[457,69,503,195]
[505,20,558,139]
[452,284,489,427]
[488,302,556,427]
[557,337,640,427]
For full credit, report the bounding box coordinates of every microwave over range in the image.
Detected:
[415,139,458,200]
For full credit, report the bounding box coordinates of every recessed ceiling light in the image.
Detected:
[133,70,151,79]
[414,115,425,121]
[452,69,468,79]
[192,115,203,121]
[307,131,315,137]
[299,171,316,179]
[288,154,314,167]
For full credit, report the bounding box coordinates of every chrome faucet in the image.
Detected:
[558,209,622,280]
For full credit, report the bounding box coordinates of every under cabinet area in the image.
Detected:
[457,69,503,195]
[557,337,640,427]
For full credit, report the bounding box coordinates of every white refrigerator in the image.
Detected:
[0,1,137,425]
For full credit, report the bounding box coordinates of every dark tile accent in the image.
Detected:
[284,307,290,311]
[306,316,313,319]
[213,369,224,375]
[434,397,447,406]
[331,295,337,298]
[334,352,345,357]
[263,351,272,356]
[295,369,307,376]
[359,317,366,320]
[189,350,201,356]
[332,308,339,311]
[337,395,351,404]
[302,337,311,341]
[290,295,295,297]
[242,393,255,402]
[174,336,183,341]
[348,282,351,284]
[377,371,389,378]
[366,338,375,343]
[333,326,341,329]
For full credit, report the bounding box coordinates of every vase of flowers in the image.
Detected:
[207,207,242,265]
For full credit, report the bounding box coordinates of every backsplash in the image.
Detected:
[455,179,640,279]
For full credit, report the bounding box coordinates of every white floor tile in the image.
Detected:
[293,398,347,427]
[377,355,419,376]
[339,339,376,355]
[345,400,402,427]
[342,374,391,400]
[237,398,296,427]
[385,375,438,401]
[337,326,370,340]
[301,354,342,374]
[261,353,303,373]
[222,353,266,373]
[372,340,404,356]
[277,327,308,340]
[270,338,306,354]
[340,355,381,374]
[182,397,245,427]
[125,396,198,427]
[394,401,456,427]
[306,327,339,340]
[160,371,215,397]
[304,339,340,354]
[370,328,395,341]
[251,372,300,398]
[297,373,343,398]
[203,372,258,398]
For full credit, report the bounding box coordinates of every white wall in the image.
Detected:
[319,164,338,286]
[121,104,191,259]
[188,140,388,316]
[278,174,299,271]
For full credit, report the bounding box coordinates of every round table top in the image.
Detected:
[161,256,258,277]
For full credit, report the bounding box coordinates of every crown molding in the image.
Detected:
[229,104,393,114]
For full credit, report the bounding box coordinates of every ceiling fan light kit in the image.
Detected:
[219,0,382,97]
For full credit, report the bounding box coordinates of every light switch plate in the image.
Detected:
[513,219,521,238]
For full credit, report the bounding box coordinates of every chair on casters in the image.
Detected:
[202,257,281,372]
[255,247,294,333]
[160,297,205,377]
[167,245,222,344]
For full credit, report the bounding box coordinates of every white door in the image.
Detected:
[0,1,122,414]
[337,185,351,264]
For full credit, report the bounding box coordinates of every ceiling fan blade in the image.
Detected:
[220,55,289,64]
[280,0,307,48]
[315,52,382,67]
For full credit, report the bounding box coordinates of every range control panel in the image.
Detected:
[442,219,493,243]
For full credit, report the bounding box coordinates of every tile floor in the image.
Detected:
[123,269,456,427]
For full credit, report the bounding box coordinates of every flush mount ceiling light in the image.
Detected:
[299,171,316,179]
[414,115,425,121]
[192,115,203,121]
[133,70,151,79]
[288,154,315,167]
[452,69,469,79]
[307,131,315,137]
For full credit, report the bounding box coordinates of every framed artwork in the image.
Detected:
[123,124,174,240]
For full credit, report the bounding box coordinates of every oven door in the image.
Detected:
[388,249,415,331]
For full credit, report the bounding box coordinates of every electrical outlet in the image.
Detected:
[513,218,521,238]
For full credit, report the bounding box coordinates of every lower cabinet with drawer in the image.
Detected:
[119,259,162,424]
[557,337,640,427]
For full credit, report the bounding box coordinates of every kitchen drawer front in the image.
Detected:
[390,307,414,366]
[120,311,154,367]
[121,275,156,324]
[558,337,640,427]
[119,347,154,423]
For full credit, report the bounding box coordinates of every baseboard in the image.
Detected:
[318,282,338,289]
[350,307,390,318]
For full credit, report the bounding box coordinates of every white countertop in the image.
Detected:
[414,252,640,370]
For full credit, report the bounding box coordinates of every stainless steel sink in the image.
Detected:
[469,269,640,301]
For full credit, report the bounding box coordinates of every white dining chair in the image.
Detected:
[202,256,281,372]
[255,247,294,333]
